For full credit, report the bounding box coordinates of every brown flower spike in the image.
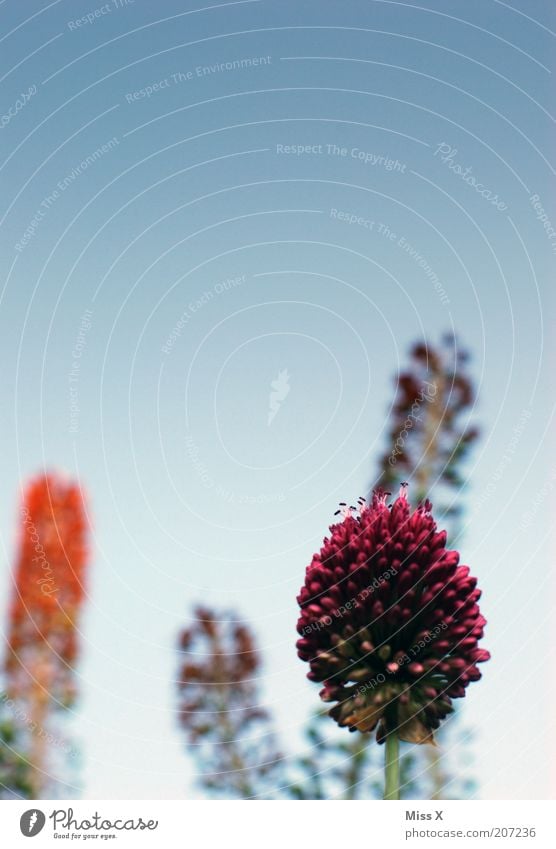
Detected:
[296,485,489,745]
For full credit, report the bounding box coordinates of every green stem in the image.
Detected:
[384,732,400,800]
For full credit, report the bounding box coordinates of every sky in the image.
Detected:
[0,0,554,800]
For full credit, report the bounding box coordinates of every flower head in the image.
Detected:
[5,473,88,705]
[296,485,489,744]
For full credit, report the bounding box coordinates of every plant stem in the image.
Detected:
[384,732,400,800]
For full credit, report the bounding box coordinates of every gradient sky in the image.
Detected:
[0,0,554,800]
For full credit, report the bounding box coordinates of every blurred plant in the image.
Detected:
[289,711,378,800]
[375,334,481,798]
[290,708,425,799]
[177,606,286,798]
[377,334,479,534]
[0,706,33,799]
[288,707,420,799]
[2,473,89,798]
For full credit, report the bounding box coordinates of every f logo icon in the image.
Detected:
[20,810,46,837]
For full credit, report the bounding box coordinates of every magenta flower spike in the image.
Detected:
[296,485,489,752]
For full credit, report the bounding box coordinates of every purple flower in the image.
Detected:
[296,485,489,744]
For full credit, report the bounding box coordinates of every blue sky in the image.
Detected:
[0,0,554,799]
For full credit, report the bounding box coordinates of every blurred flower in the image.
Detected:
[177,606,285,798]
[296,485,489,745]
[378,335,479,520]
[3,472,89,797]
[5,473,88,706]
